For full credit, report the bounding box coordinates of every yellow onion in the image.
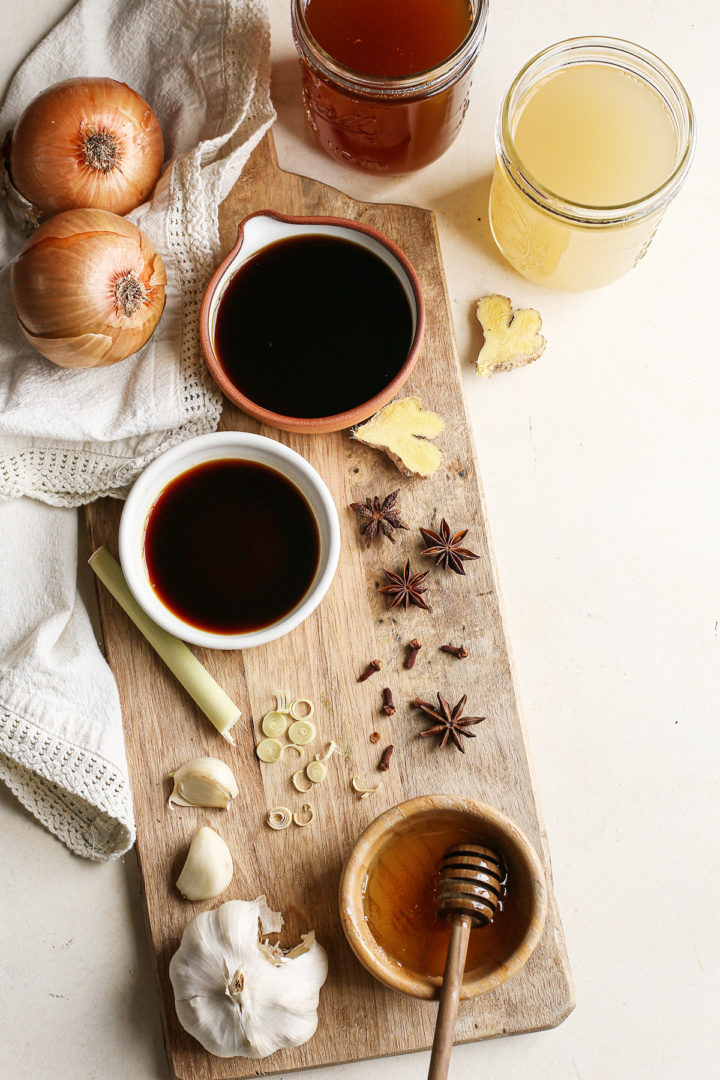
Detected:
[11,208,167,368]
[9,77,164,219]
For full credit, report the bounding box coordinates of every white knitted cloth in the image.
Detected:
[0,0,275,858]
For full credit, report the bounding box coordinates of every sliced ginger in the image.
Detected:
[352,397,444,477]
[475,295,546,377]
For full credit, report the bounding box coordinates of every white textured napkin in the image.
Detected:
[0,0,275,858]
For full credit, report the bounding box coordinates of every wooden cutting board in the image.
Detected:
[85,132,573,1080]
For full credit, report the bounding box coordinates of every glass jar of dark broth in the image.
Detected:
[292,0,489,174]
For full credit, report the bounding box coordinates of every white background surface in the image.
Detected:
[2,1,718,1078]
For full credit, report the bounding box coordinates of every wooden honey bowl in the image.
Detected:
[339,794,548,999]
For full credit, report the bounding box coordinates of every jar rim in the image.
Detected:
[496,36,696,226]
[292,0,489,98]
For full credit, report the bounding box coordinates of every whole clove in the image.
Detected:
[405,638,422,669]
[358,659,383,682]
[369,731,381,744]
[378,744,394,771]
[381,687,395,716]
[440,643,468,659]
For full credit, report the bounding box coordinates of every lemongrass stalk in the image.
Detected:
[89,547,241,744]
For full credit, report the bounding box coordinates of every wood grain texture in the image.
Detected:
[85,132,573,1080]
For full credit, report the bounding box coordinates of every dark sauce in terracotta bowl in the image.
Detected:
[143,459,320,634]
[212,234,414,418]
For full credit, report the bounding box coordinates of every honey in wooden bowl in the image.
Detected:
[143,458,320,636]
[340,795,548,999]
[362,815,511,979]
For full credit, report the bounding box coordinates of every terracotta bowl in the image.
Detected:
[339,794,548,999]
[198,210,425,434]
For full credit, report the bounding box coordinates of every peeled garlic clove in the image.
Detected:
[169,757,239,809]
[176,826,233,901]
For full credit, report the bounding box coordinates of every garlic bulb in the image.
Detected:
[169,757,239,809]
[169,897,328,1058]
[176,826,233,901]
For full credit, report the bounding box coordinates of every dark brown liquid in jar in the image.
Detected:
[362,815,511,978]
[213,234,414,419]
[143,459,320,634]
[294,0,483,174]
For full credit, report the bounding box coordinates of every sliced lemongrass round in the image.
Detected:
[261,710,288,738]
[306,760,327,784]
[289,698,315,721]
[273,689,290,714]
[292,769,313,793]
[282,743,305,757]
[351,775,380,796]
[266,806,292,830]
[316,741,338,763]
[287,719,315,745]
[293,803,315,827]
[256,738,284,763]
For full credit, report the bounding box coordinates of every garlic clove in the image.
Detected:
[176,826,233,901]
[168,756,239,810]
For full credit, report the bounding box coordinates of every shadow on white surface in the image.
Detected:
[0,782,170,1080]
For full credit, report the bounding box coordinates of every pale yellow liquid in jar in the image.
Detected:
[489,62,679,289]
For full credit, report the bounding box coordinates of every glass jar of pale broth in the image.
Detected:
[489,38,695,290]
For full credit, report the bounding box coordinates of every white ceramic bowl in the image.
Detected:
[118,432,340,649]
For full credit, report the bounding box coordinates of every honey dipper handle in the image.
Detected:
[427,915,472,1080]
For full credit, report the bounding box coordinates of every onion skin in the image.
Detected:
[11,208,167,368]
[9,77,164,218]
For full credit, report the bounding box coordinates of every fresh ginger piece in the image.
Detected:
[352,397,444,477]
[475,295,546,377]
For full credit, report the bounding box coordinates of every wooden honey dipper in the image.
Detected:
[427,842,506,1080]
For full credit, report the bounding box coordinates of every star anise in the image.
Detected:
[415,693,485,752]
[380,560,430,610]
[350,489,409,547]
[419,518,480,575]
